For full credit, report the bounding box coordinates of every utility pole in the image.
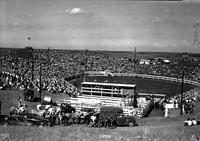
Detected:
[180,70,184,115]
[25,37,32,80]
[47,47,50,75]
[8,50,11,59]
[27,48,30,69]
[180,53,187,115]
[133,86,138,108]
[134,47,136,69]
[39,49,43,102]
[85,49,88,73]
[39,63,42,102]
[31,51,34,82]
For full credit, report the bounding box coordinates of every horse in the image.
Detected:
[45,105,63,126]
[78,109,95,125]
[70,111,81,124]
[88,113,99,127]
[60,103,76,114]
[58,103,76,126]
[10,107,18,115]
[61,112,74,125]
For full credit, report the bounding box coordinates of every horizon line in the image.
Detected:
[0,47,199,54]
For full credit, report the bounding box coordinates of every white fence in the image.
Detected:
[113,73,200,87]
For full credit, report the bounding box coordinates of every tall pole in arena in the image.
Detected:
[39,61,42,102]
[27,37,31,70]
[134,47,136,69]
[30,44,34,82]
[85,49,88,73]
[180,69,184,115]
[27,48,30,70]
[180,53,187,115]
[47,47,50,76]
[39,50,43,102]
[25,37,33,80]
[31,51,34,82]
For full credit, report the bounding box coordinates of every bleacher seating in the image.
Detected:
[56,95,153,117]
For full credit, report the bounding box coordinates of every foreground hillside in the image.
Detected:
[0,123,200,141]
[1,90,200,141]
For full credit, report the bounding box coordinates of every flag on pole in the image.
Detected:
[192,22,200,48]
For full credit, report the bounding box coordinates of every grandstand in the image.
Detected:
[81,81,136,97]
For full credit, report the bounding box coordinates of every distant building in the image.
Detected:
[139,59,151,65]
[163,59,170,64]
[154,57,170,64]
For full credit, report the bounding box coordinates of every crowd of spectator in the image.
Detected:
[0,49,82,96]
[165,87,200,115]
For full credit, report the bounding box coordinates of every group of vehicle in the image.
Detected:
[0,89,137,128]
[3,103,137,128]
[4,107,137,128]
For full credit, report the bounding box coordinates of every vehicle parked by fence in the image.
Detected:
[89,106,137,128]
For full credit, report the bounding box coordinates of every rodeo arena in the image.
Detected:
[1,48,200,128]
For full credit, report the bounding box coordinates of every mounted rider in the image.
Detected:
[17,96,23,108]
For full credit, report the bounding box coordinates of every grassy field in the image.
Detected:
[0,122,200,141]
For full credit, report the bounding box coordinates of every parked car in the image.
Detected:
[90,106,136,128]
[23,89,35,101]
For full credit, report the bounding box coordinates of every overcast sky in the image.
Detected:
[0,0,200,52]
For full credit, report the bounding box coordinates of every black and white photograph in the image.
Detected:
[0,0,200,140]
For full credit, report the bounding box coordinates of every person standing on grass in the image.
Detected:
[192,118,197,126]
[17,96,23,108]
[184,118,192,126]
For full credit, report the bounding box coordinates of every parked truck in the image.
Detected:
[90,106,137,128]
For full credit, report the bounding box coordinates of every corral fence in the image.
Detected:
[113,73,200,99]
[113,73,200,105]
[112,73,200,87]
[56,94,154,118]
